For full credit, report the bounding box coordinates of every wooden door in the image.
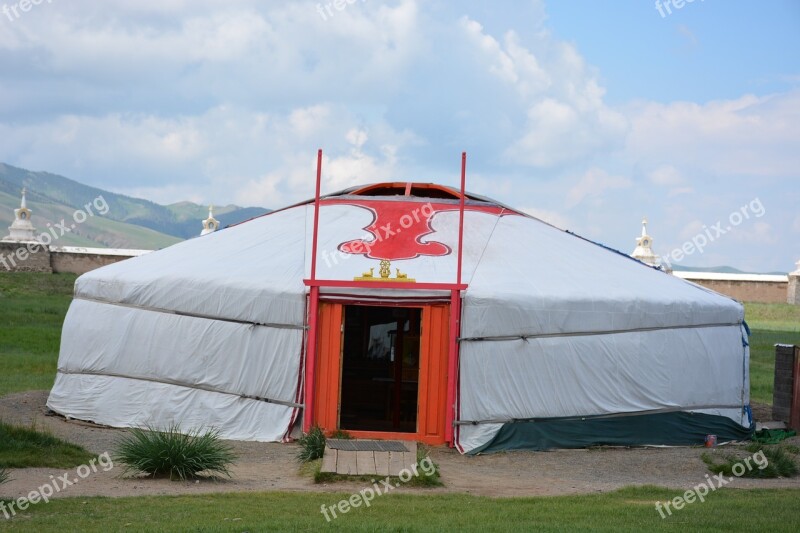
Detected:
[312,302,450,444]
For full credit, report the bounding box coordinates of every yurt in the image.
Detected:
[47,158,753,453]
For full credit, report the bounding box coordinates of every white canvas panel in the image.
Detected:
[74,206,309,326]
[457,423,505,455]
[56,299,303,403]
[48,373,294,442]
[459,324,747,431]
[463,216,743,337]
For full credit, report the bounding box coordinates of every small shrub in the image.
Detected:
[407,445,443,487]
[297,425,327,462]
[702,444,799,479]
[0,467,10,485]
[115,425,236,480]
[330,429,353,440]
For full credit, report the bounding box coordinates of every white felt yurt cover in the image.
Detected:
[47,187,752,452]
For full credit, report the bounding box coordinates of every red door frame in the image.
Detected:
[302,150,467,447]
[312,301,450,444]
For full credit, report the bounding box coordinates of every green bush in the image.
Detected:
[115,425,236,480]
[702,444,799,479]
[297,425,327,462]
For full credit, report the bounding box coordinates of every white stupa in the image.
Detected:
[631,217,660,267]
[200,205,219,236]
[789,259,800,305]
[3,188,38,242]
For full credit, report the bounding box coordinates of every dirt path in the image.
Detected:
[2,391,799,500]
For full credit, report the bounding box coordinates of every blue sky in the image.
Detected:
[0,0,798,272]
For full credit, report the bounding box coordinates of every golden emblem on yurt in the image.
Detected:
[354,259,415,282]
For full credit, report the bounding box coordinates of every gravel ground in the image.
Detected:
[2,391,799,500]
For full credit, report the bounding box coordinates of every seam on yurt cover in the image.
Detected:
[454,404,745,426]
[55,369,304,409]
[467,208,505,285]
[458,321,741,342]
[74,296,306,330]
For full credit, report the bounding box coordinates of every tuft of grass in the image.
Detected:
[330,429,353,440]
[0,419,95,468]
[784,444,800,455]
[0,467,10,485]
[301,458,337,484]
[114,425,236,481]
[296,425,327,463]
[406,445,443,487]
[702,444,799,479]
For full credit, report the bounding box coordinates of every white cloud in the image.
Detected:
[734,221,777,245]
[626,91,800,177]
[289,105,330,138]
[566,168,631,208]
[647,165,694,197]
[459,15,627,168]
[0,1,795,272]
[0,1,424,105]
[648,165,684,186]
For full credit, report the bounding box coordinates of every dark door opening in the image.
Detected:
[339,305,421,433]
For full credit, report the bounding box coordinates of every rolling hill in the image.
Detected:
[0,163,270,249]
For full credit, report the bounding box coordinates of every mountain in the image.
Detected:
[0,163,271,249]
[672,265,788,276]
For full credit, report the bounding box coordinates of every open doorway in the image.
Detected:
[339,305,421,433]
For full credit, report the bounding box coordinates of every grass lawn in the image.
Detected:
[744,302,800,332]
[1,487,799,532]
[0,421,95,469]
[744,303,800,404]
[0,273,76,396]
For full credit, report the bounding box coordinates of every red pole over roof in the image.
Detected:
[446,152,467,446]
[457,152,466,285]
[303,149,323,433]
[310,149,323,281]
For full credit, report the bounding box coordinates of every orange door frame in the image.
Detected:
[313,302,450,445]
